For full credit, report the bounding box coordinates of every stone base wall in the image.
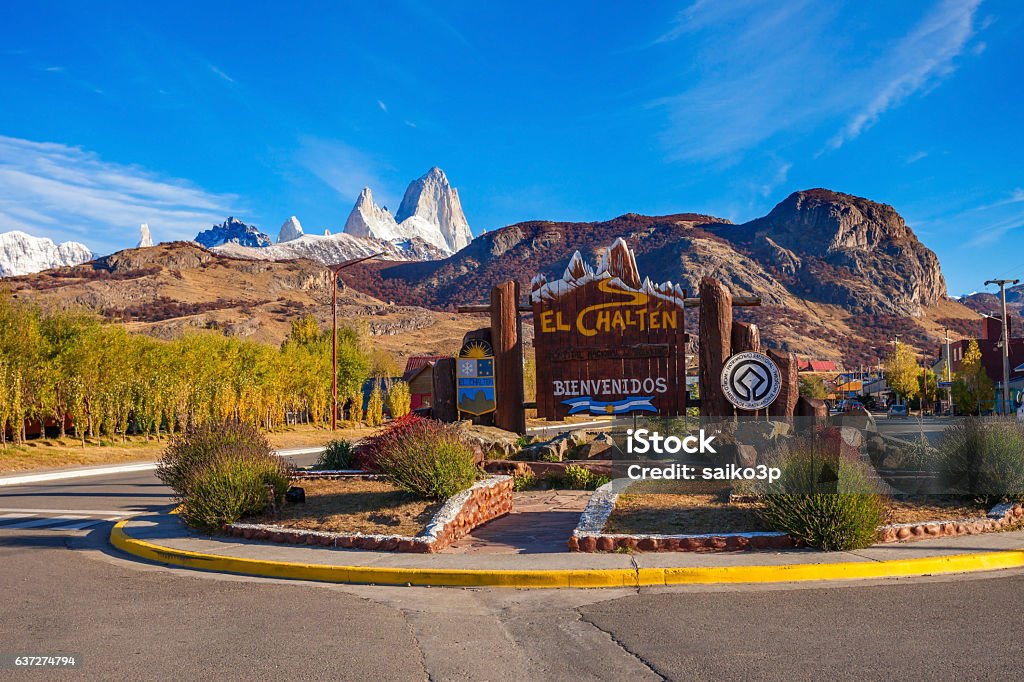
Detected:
[227,476,513,553]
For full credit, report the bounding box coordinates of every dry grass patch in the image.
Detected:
[0,424,380,474]
[886,497,992,525]
[603,484,1005,537]
[0,437,162,473]
[605,493,766,535]
[256,478,442,536]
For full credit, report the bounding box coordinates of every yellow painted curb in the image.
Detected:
[110,519,1024,589]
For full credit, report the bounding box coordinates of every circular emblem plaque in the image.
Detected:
[721,352,781,410]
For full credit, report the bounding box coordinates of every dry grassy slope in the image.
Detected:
[5,242,481,364]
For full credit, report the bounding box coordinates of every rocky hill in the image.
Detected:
[959,283,1024,321]
[3,242,482,362]
[341,189,977,364]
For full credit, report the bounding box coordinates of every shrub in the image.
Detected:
[559,464,611,490]
[370,417,479,500]
[315,439,355,470]
[357,414,431,471]
[935,417,1024,504]
[178,451,289,533]
[366,382,384,426]
[156,422,271,497]
[512,470,536,491]
[756,439,888,551]
[386,380,412,418]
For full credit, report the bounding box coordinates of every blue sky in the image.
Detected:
[0,1,1021,295]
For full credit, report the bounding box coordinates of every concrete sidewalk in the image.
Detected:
[112,511,1024,586]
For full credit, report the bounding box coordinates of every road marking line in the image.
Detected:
[0,446,325,487]
[0,507,131,517]
[57,519,104,531]
[0,512,34,519]
[2,516,80,529]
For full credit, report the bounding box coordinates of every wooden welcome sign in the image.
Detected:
[531,238,687,420]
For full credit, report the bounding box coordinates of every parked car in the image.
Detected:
[843,400,864,413]
[887,404,909,419]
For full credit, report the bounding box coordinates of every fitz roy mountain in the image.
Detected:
[340,188,977,364]
[0,230,93,276]
[343,167,472,255]
[200,167,469,266]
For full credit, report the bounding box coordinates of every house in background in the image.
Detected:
[945,316,1024,411]
[402,355,448,411]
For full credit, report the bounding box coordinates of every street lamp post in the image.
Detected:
[330,253,383,431]
[985,279,1019,415]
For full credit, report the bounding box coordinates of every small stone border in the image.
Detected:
[878,502,1024,543]
[226,475,513,553]
[568,481,799,552]
[570,481,1024,552]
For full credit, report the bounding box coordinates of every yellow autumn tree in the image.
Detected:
[952,339,994,415]
[884,341,920,404]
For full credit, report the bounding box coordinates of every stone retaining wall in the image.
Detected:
[227,475,513,553]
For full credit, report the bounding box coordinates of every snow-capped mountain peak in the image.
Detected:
[194,217,273,249]
[137,224,153,248]
[343,187,401,242]
[341,167,472,255]
[395,166,472,252]
[0,230,93,277]
[278,216,304,243]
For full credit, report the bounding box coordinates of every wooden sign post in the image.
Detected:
[531,238,688,420]
[490,280,526,434]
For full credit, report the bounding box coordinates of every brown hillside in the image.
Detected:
[5,242,481,363]
[340,190,980,365]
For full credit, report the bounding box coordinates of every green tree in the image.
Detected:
[952,339,994,415]
[799,375,829,400]
[884,342,920,404]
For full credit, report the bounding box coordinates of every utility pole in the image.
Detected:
[985,279,1019,415]
[943,328,953,415]
[330,252,384,430]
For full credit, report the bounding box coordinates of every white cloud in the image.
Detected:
[905,151,929,164]
[208,64,235,84]
[377,99,388,113]
[0,135,240,254]
[828,0,980,150]
[966,211,1024,246]
[651,0,982,162]
[293,136,395,207]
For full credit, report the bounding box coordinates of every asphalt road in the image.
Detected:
[875,415,953,446]
[2,451,1024,680]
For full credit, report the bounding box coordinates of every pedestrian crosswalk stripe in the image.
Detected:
[57,519,103,531]
[2,517,73,529]
[0,515,107,531]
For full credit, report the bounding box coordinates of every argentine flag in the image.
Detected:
[562,396,657,415]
